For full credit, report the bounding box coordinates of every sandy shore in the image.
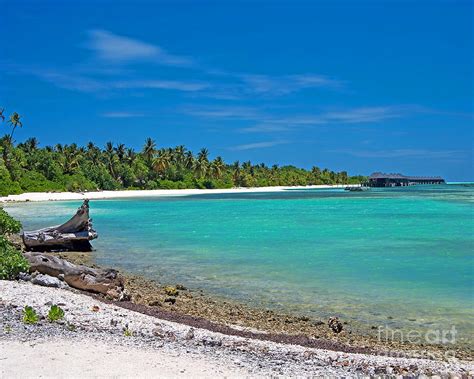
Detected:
[1,280,472,377]
[0,184,355,203]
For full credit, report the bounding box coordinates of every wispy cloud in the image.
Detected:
[186,105,407,133]
[239,123,294,133]
[85,29,193,66]
[329,148,468,159]
[229,140,289,151]
[33,70,105,92]
[320,107,402,123]
[239,73,343,95]
[7,30,346,99]
[112,79,208,91]
[184,106,260,119]
[101,111,145,118]
[28,69,209,93]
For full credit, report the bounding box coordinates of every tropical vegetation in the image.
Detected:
[22,306,39,324]
[0,207,29,280]
[0,108,365,196]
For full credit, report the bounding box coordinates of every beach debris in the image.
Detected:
[148,299,161,307]
[185,327,195,340]
[31,273,66,288]
[22,200,98,252]
[164,286,179,296]
[18,272,32,282]
[202,337,222,347]
[24,252,125,299]
[91,305,100,312]
[152,327,166,338]
[328,317,343,334]
[164,296,176,304]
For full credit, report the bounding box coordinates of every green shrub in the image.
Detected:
[22,306,39,324]
[0,208,22,234]
[0,237,29,279]
[47,305,65,322]
[123,326,133,337]
[0,166,22,196]
[18,171,64,193]
[60,174,98,192]
[157,179,181,189]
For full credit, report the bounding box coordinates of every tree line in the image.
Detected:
[0,109,366,196]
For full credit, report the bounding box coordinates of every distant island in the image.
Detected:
[0,109,365,196]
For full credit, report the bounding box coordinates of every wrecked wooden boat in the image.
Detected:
[22,199,98,251]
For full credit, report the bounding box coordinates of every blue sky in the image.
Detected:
[1,0,473,180]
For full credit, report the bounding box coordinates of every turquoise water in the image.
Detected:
[5,185,474,344]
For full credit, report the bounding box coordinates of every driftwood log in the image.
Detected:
[22,200,98,252]
[24,252,125,299]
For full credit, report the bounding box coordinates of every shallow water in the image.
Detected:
[6,184,474,344]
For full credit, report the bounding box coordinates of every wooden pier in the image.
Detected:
[367,172,445,187]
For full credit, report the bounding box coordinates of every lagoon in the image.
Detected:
[6,184,474,344]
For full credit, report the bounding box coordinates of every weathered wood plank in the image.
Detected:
[22,199,98,251]
[24,252,125,299]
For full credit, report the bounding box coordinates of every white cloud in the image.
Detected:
[184,106,260,119]
[329,148,468,159]
[186,105,406,133]
[239,123,294,133]
[29,69,209,93]
[321,107,401,123]
[239,73,342,95]
[33,70,105,92]
[229,140,289,151]
[101,112,145,118]
[112,80,208,91]
[86,29,193,66]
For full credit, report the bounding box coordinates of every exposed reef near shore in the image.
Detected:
[41,251,472,361]
[3,280,472,377]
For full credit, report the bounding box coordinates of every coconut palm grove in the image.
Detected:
[0,109,365,196]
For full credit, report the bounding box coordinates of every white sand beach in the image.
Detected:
[1,280,472,377]
[0,185,356,203]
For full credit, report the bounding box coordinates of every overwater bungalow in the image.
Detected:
[367,172,445,187]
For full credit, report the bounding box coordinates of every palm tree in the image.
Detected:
[232,161,241,186]
[142,138,156,165]
[7,112,22,143]
[197,148,209,163]
[193,148,209,178]
[193,158,208,179]
[152,150,171,175]
[104,142,118,178]
[184,151,194,170]
[125,148,137,165]
[0,108,5,122]
[55,143,64,154]
[23,137,39,153]
[311,166,321,179]
[174,145,186,166]
[87,141,96,151]
[61,145,82,174]
[242,161,252,173]
[115,143,126,162]
[211,156,225,179]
